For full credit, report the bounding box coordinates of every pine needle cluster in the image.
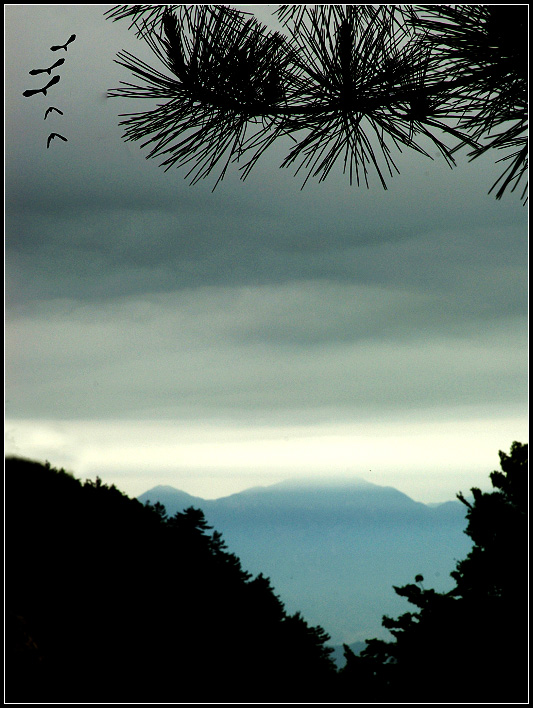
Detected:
[105,5,527,200]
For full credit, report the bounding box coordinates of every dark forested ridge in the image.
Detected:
[5,457,336,703]
[6,443,527,703]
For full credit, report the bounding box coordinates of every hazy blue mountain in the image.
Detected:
[137,477,471,646]
[139,484,206,512]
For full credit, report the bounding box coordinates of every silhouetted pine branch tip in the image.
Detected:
[105,4,527,201]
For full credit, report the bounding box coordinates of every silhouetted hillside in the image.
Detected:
[138,477,471,644]
[5,457,336,703]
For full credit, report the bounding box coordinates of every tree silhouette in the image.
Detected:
[339,441,528,703]
[5,456,336,703]
[105,4,527,201]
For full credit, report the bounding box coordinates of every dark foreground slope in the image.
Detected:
[5,457,336,703]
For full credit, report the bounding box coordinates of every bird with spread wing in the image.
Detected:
[44,106,64,120]
[29,58,65,76]
[47,132,68,148]
[23,74,60,97]
[50,34,76,52]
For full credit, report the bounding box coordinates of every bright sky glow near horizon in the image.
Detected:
[5,416,527,502]
[5,5,528,504]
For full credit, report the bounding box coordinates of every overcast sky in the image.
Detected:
[5,5,528,502]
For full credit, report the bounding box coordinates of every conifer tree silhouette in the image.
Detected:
[339,441,528,703]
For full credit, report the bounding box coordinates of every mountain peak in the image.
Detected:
[270,476,376,490]
[138,485,206,508]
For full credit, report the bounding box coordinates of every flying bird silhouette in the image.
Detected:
[47,132,68,148]
[23,74,60,97]
[29,58,65,76]
[44,106,64,119]
[50,34,76,52]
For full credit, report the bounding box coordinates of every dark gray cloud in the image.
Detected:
[6,281,526,423]
[5,6,528,501]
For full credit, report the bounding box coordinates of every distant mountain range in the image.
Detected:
[137,477,471,646]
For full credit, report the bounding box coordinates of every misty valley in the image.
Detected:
[137,478,472,649]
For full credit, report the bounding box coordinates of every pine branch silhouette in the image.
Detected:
[105,5,527,201]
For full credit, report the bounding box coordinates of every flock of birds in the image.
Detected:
[22,33,76,148]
